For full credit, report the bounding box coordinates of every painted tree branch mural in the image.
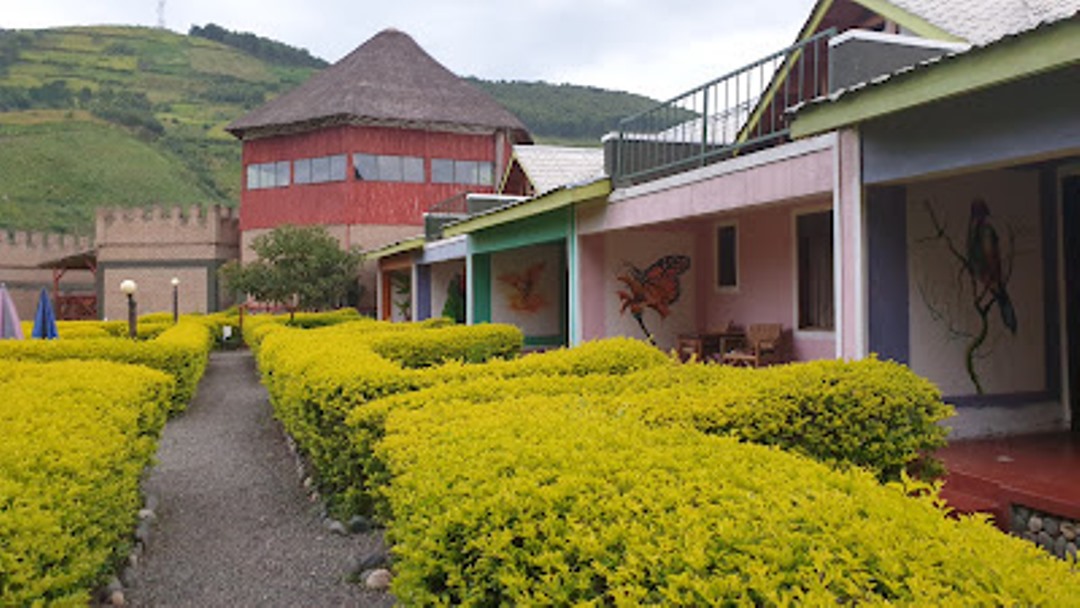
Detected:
[616,255,691,344]
[498,261,547,313]
[919,199,1017,394]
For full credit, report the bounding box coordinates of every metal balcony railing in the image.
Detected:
[608,29,835,187]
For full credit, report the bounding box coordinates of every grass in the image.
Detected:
[0,120,213,233]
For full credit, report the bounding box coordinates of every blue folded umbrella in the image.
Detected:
[32,287,58,340]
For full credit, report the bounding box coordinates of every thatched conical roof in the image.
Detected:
[227,29,531,141]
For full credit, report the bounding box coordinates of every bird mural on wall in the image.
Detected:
[967,199,1018,334]
[616,254,691,343]
[498,261,547,313]
[922,197,1019,394]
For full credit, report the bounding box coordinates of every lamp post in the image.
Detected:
[171,277,180,323]
[120,279,137,339]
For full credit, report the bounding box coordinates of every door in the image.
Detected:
[1063,176,1080,431]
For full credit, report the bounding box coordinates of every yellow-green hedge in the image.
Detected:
[367,324,523,368]
[253,319,524,515]
[357,349,950,483]
[380,397,1078,606]
[0,360,174,606]
[0,318,215,412]
[19,320,125,340]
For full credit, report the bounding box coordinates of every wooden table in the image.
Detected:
[677,330,745,362]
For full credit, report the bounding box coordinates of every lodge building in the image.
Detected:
[226,28,532,314]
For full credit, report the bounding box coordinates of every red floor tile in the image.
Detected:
[937,432,1080,527]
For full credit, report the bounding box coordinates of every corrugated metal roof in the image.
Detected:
[890,0,1080,45]
[792,7,1080,113]
[511,145,606,196]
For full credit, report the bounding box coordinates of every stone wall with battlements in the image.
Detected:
[0,231,95,320]
[97,205,239,320]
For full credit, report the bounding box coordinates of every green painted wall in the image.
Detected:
[472,252,492,324]
[471,208,571,255]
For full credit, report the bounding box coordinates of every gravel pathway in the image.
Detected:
[125,350,392,607]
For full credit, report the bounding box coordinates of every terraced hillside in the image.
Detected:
[0,26,313,233]
[0,26,658,234]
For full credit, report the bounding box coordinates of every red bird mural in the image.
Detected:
[617,254,691,342]
[498,261,547,313]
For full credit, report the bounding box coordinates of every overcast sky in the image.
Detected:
[2,0,815,100]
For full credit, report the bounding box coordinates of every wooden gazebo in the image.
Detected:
[39,249,97,320]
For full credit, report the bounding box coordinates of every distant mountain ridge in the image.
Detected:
[0,24,658,234]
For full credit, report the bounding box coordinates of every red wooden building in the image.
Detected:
[226,28,531,313]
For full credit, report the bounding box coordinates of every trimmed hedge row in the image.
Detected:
[255,322,949,521]
[252,317,523,515]
[249,325,1078,603]
[0,318,216,412]
[0,360,174,606]
[380,398,1078,606]
[379,354,951,481]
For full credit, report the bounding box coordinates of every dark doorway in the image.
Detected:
[1063,176,1080,431]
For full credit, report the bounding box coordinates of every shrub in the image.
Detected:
[599,356,953,481]
[241,308,363,354]
[367,324,523,368]
[20,319,125,340]
[0,318,214,412]
[379,397,1077,606]
[0,360,174,606]
[359,349,950,483]
[253,319,523,516]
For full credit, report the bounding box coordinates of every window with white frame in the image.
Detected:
[245,161,290,190]
[796,210,834,330]
[715,222,738,289]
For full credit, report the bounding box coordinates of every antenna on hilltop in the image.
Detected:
[156,0,166,29]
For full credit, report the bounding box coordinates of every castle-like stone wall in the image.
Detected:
[97,205,239,320]
[0,231,94,320]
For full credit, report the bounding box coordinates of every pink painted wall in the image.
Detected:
[578,201,835,361]
[699,202,834,362]
[575,137,839,360]
[836,128,862,359]
[578,140,834,236]
[578,234,606,342]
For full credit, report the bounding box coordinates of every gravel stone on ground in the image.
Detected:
[124,350,392,607]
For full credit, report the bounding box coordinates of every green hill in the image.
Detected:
[0,25,659,234]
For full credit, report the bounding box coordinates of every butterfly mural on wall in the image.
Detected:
[617,254,691,343]
[498,261,547,313]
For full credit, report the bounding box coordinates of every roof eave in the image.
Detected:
[790,16,1080,138]
[443,178,611,237]
[228,114,529,142]
[849,0,965,42]
[363,236,425,262]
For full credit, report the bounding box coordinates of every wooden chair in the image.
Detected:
[721,323,785,367]
[676,334,705,362]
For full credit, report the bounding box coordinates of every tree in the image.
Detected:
[220,225,363,319]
